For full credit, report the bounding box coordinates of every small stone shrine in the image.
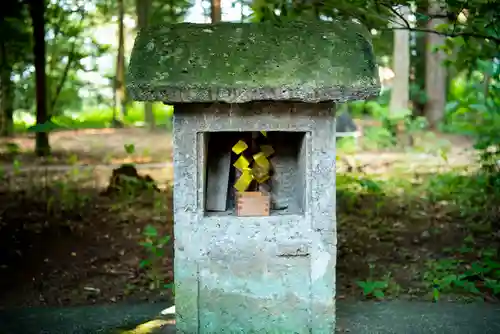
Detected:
[127,21,380,333]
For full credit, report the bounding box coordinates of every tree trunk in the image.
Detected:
[388,5,410,143]
[136,0,155,130]
[411,1,428,117]
[0,40,14,137]
[116,0,127,122]
[389,5,410,116]
[425,0,447,129]
[29,0,50,156]
[211,0,221,23]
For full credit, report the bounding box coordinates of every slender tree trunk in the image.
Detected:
[388,5,410,143]
[29,0,50,156]
[116,0,127,121]
[0,40,14,137]
[136,0,155,130]
[389,5,410,115]
[240,0,244,22]
[425,0,447,129]
[210,0,221,23]
[411,1,428,117]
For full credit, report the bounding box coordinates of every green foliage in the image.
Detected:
[12,0,110,116]
[357,280,388,299]
[446,59,500,179]
[424,172,498,213]
[13,103,173,132]
[424,243,500,302]
[4,142,21,155]
[124,143,136,155]
[409,82,427,107]
[338,167,499,302]
[336,137,358,153]
[342,99,428,150]
[139,224,172,290]
[356,264,398,299]
[437,3,500,74]
[96,0,192,25]
[27,120,67,133]
[420,170,500,301]
[0,0,31,66]
[47,179,91,215]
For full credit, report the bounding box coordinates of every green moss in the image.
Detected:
[127,21,380,103]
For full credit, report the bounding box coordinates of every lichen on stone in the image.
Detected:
[127,21,380,103]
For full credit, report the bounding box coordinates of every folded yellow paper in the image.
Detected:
[232,140,248,155]
[231,132,274,193]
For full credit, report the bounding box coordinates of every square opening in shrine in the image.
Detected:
[203,131,307,216]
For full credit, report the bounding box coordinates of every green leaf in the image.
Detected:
[27,120,66,133]
[160,235,172,245]
[373,281,389,289]
[482,249,498,259]
[143,225,158,237]
[356,281,373,295]
[139,259,150,268]
[434,23,450,32]
[373,290,384,299]
[124,143,136,154]
[139,241,153,248]
[469,104,488,113]
[357,179,382,193]
[432,287,440,302]
[445,101,460,113]
[464,234,475,244]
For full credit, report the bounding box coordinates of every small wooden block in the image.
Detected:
[236,192,270,217]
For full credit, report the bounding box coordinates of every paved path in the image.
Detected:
[0,300,499,334]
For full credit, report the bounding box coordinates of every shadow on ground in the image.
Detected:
[0,178,174,309]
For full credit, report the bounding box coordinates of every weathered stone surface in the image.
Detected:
[127,21,380,103]
[172,102,336,332]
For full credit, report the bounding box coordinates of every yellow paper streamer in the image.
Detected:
[233,155,250,171]
[254,173,269,184]
[234,169,253,192]
[260,145,274,157]
[232,133,274,193]
[253,152,270,171]
[232,140,248,154]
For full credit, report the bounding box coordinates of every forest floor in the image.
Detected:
[0,127,498,310]
[0,128,173,166]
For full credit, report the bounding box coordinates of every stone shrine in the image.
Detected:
[128,21,380,333]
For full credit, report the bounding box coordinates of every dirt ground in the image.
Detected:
[0,173,174,309]
[0,128,496,309]
[0,128,173,166]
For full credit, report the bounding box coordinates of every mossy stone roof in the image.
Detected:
[127,21,380,103]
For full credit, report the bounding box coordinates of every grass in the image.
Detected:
[13,102,173,132]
